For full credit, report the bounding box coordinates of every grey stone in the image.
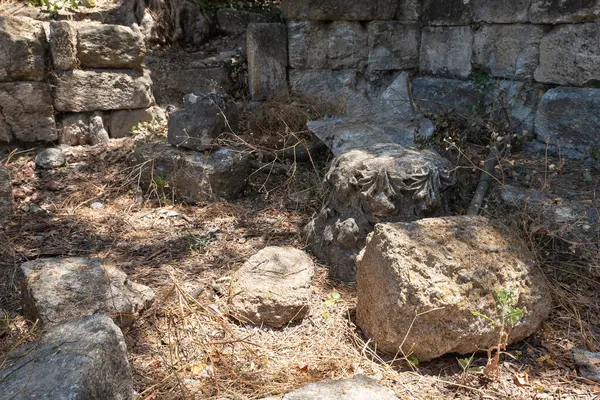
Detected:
[108,108,152,138]
[159,67,232,99]
[356,216,552,361]
[287,21,328,69]
[281,0,397,20]
[49,21,77,70]
[58,113,90,146]
[229,247,314,328]
[395,0,420,21]
[20,257,155,328]
[534,23,600,86]
[0,82,56,142]
[490,80,542,134]
[420,26,472,78]
[327,21,368,70]
[473,24,547,79]
[89,111,110,145]
[471,0,530,23]
[131,143,250,203]
[422,0,472,25]
[413,77,480,116]
[0,16,47,82]
[217,8,270,35]
[77,23,145,70]
[0,315,133,400]
[0,166,12,220]
[534,88,600,156]
[289,69,357,102]
[305,143,454,282]
[573,349,600,383]
[168,93,238,150]
[247,23,288,101]
[530,0,600,23]
[368,22,419,70]
[35,148,66,169]
[53,70,154,112]
[262,375,399,400]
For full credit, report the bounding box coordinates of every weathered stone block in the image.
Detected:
[49,21,77,70]
[471,0,530,23]
[534,23,600,86]
[535,88,600,156]
[420,26,472,78]
[0,166,12,220]
[77,24,145,70]
[217,8,270,35]
[288,21,327,69]
[289,69,357,101]
[413,77,480,115]
[530,0,600,23]
[0,82,56,142]
[422,0,472,25]
[281,0,397,20]
[247,23,288,101]
[89,111,110,145]
[328,21,368,70]
[109,109,152,138]
[0,16,47,82]
[473,24,547,79]
[0,315,133,400]
[53,70,154,112]
[395,0,420,21]
[368,22,419,70]
[59,113,89,145]
[491,80,542,134]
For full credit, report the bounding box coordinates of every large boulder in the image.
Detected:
[77,24,145,70]
[0,315,133,399]
[356,216,552,361]
[229,247,315,328]
[20,257,155,328]
[0,16,47,82]
[247,23,288,101]
[306,143,454,282]
[281,0,397,20]
[0,166,12,220]
[52,70,154,112]
[131,143,250,203]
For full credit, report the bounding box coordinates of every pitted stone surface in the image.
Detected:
[0,16,47,82]
[77,24,145,70]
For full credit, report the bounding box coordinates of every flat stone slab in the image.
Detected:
[0,315,133,400]
[21,257,155,328]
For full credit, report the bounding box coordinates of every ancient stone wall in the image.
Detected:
[275,0,600,159]
[0,16,154,146]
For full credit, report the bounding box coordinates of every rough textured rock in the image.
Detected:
[471,0,530,23]
[422,0,472,25]
[262,375,399,400]
[0,16,47,82]
[0,166,12,220]
[77,24,145,69]
[132,143,250,203]
[307,73,433,156]
[53,70,154,112]
[281,0,397,20]
[367,22,419,70]
[357,217,552,361]
[535,88,600,157]
[473,24,547,79]
[534,23,600,86]
[229,247,314,327]
[217,8,270,35]
[109,108,152,138]
[289,69,357,102]
[35,148,66,169]
[89,111,111,145]
[247,23,288,101]
[49,21,77,70]
[420,26,472,78]
[395,0,420,21]
[327,21,368,70]
[168,93,238,150]
[0,82,56,142]
[573,349,600,383]
[0,315,133,400]
[59,113,89,145]
[530,0,600,23]
[413,77,480,115]
[306,143,454,282]
[21,257,155,328]
[287,21,327,69]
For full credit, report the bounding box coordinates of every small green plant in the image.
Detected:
[321,291,341,319]
[30,0,93,12]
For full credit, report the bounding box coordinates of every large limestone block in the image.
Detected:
[281,0,397,20]
[534,88,600,156]
[306,143,454,282]
[49,21,78,70]
[53,70,154,112]
[530,0,600,23]
[534,23,600,86]
[420,26,472,78]
[356,217,552,361]
[471,0,530,23]
[131,143,250,203]
[0,315,133,400]
[422,0,471,25]
[0,16,47,82]
[229,247,315,327]
[247,23,288,101]
[473,24,547,79]
[77,24,145,70]
[21,257,155,328]
[0,166,12,220]
[0,82,57,142]
[368,22,419,70]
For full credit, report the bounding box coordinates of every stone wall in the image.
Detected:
[0,16,154,146]
[272,0,600,159]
